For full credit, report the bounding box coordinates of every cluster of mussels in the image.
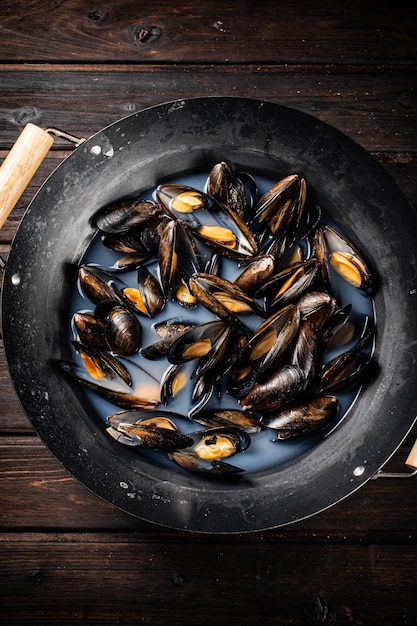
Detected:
[63,162,375,475]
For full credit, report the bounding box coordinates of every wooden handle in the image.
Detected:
[405,438,417,469]
[0,123,54,229]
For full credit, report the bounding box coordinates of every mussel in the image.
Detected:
[206,161,257,221]
[240,364,305,412]
[155,184,258,259]
[263,395,339,439]
[254,174,307,240]
[231,304,301,394]
[94,198,162,234]
[158,219,201,304]
[111,266,165,318]
[169,427,250,472]
[189,272,263,324]
[193,409,263,433]
[315,225,372,292]
[60,356,161,411]
[106,410,193,450]
[72,311,108,350]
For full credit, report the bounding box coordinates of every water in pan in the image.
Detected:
[68,170,375,475]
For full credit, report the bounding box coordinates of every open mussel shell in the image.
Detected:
[318,318,374,394]
[167,319,230,365]
[71,340,132,385]
[102,215,166,256]
[109,266,165,318]
[254,174,307,240]
[94,198,162,234]
[295,291,337,330]
[155,183,258,259]
[169,427,251,473]
[60,353,161,411]
[106,410,193,450]
[263,395,339,440]
[206,161,258,221]
[160,361,215,417]
[189,272,263,324]
[141,318,198,360]
[158,219,202,301]
[257,258,319,310]
[231,304,301,394]
[315,225,372,292]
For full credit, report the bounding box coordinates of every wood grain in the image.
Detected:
[0,0,415,64]
[0,66,415,151]
[0,534,416,625]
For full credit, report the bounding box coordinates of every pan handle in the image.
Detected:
[0,123,55,230]
[372,437,417,479]
[406,438,417,469]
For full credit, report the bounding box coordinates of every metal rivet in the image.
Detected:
[353,465,366,477]
[11,273,20,286]
[90,145,102,155]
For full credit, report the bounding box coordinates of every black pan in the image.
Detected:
[2,97,417,533]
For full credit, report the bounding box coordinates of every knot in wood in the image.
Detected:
[132,24,162,46]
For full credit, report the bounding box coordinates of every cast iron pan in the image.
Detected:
[2,97,417,533]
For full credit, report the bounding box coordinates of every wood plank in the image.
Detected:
[0,534,416,624]
[0,0,415,64]
[0,436,416,535]
[0,67,415,151]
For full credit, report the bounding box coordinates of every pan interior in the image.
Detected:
[67,167,375,477]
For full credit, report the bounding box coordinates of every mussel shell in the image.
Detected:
[315,225,372,291]
[290,319,319,387]
[78,265,121,305]
[107,409,182,430]
[240,364,305,412]
[235,304,301,382]
[207,161,231,207]
[207,161,258,220]
[71,340,132,385]
[170,427,251,471]
[257,259,319,310]
[116,423,194,451]
[94,198,162,234]
[295,291,337,330]
[153,318,198,340]
[189,272,263,324]
[111,266,164,318]
[233,253,276,296]
[158,219,202,299]
[72,311,108,349]
[167,320,229,365]
[156,184,258,259]
[193,409,263,433]
[104,304,142,355]
[102,216,166,255]
[263,395,339,439]
[254,174,306,240]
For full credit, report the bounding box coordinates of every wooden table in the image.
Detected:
[1,1,416,624]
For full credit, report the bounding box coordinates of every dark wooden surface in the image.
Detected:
[1,2,417,624]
